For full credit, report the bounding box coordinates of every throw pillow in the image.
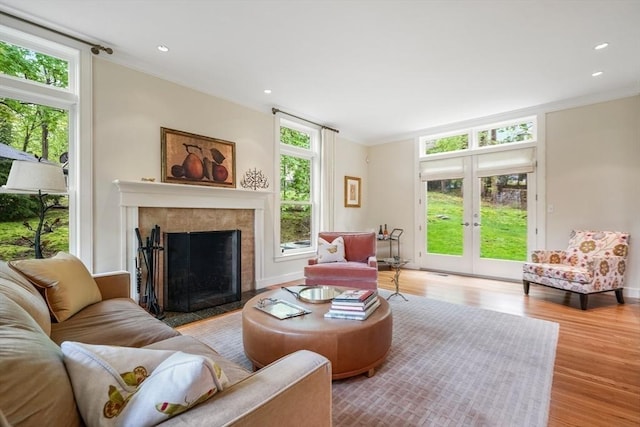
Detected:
[0,260,52,335]
[61,341,229,427]
[317,236,346,263]
[1,297,82,427]
[9,252,103,322]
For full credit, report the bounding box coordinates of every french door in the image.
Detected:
[420,147,536,280]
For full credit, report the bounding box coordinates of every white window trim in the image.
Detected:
[419,115,537,158]
[0,21,93,269]
[274,114,320,260]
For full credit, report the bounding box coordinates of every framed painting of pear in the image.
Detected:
[161,127,236,188]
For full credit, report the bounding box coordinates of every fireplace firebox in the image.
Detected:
[163,229,241,312]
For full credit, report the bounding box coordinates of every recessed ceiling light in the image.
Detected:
[264,89,272,94]
[157,45,169,52]
[592,71,604,77]
[594,42,609,50]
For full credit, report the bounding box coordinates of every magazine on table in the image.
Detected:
[332,290,377,307]
[333,289,376,302]
[254,298,311,320]
[330,296,379,311]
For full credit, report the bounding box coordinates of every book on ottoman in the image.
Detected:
[331,289,377,307]
[324,298,381,321]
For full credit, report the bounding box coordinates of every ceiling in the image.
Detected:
[1,1,639,144]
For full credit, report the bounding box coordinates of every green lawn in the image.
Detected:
[427,191,527,261]
[0,207,69,261]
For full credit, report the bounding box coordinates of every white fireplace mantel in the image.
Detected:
[113,179,272,209]
[113,179,272,299]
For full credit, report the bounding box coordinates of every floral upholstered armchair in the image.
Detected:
[522,230,629,310]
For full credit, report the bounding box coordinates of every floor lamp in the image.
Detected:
[1,159,67,259]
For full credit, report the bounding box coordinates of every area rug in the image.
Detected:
[178,292,559,426]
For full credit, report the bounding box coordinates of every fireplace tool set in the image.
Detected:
[135,225,165,319]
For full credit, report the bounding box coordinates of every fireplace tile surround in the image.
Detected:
[114,180,270,303]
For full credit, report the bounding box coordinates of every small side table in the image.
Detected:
[383,257,409,301]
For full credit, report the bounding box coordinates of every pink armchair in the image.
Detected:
[522,230,629,310]
[304,232,378,290]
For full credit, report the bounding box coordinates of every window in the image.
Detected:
[419,117,535,156]
[0,25,89,262]
[276,117,320,256]
[423,132,469,155]
[478,120,534,147]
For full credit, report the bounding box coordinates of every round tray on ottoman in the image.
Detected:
[242,287,393,380]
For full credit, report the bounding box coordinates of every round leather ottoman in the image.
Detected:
[242,287,393,380]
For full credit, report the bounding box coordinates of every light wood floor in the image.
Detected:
[371,269,640,427]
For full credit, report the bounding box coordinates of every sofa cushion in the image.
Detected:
[51,298,180,347]
[305,261,378,281]
[9,252,103,322]
[0,260,51,335]
[0,295,82,427]
[343,233,376,263]
[317,236,346,263]
[61,341,229,427]
[318,232,376,263]
[144,335,252,386]
[523,262,593,284]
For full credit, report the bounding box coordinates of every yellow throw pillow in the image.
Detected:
[9,252,102,322]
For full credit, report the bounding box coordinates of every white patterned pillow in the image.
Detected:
[317,236,346,263]
[61,341,229,427]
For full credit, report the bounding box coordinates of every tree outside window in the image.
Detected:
[0,40,70,260]
[278,121,319,254]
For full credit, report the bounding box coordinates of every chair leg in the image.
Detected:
[579,294,588,310]
[615,289,625,304]
[523,280,530,295]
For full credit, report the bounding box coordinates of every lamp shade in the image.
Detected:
[2,160,67,194]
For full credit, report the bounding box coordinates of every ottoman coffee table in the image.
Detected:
[242,287,392,380]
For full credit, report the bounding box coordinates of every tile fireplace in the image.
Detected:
[114,180,269,304]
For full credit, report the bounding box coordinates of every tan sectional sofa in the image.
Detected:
[0,259,332,427]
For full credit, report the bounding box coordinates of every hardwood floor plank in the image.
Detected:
[375,269,640,427]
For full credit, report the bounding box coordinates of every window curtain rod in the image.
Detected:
[0,10,113,55]
[271,108,339,133]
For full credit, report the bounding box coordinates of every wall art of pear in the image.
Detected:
[161,128,236,188]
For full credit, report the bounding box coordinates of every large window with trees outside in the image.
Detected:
[277,117,320,256]
[0,30,79,261]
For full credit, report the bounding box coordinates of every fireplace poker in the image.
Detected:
[134,227,149,305]
[147,227,159,316]
[151,224,164,319]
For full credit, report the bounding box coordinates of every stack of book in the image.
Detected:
[324,289,380,320]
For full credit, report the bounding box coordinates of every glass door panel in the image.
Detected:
[478,174,528,261]
[426,179,464,255]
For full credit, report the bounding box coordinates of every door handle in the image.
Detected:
[474,222,481,227]
[461,222,470,226]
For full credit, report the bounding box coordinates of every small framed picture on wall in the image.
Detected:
[344,176,361,208]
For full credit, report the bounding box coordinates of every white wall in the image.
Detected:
[366,95,640,297]
[545,95,640,297]
[333,137,370,231]
[91,59,368,285]
[367,139,416,261]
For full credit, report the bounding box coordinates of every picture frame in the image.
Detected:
[161,127,236,188]
[344,176,361,208]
